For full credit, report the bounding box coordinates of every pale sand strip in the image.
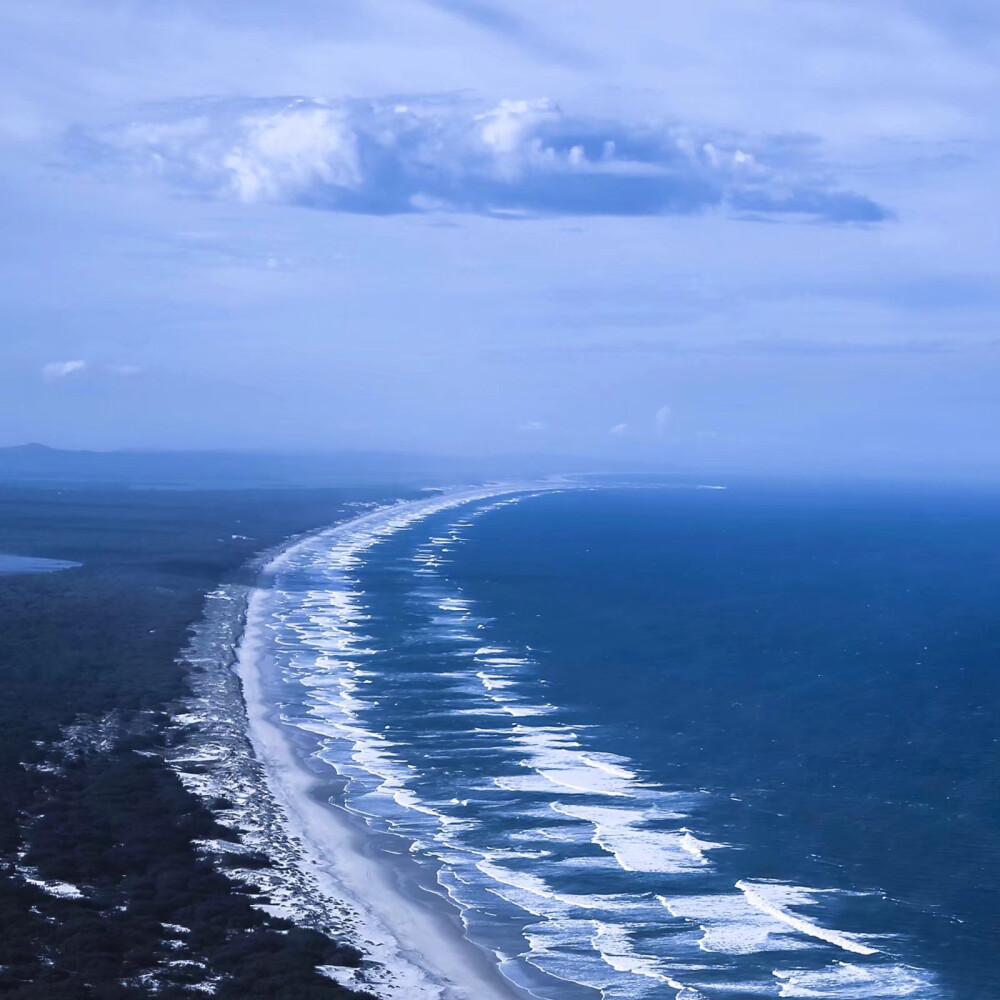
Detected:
[237,581,526,1000]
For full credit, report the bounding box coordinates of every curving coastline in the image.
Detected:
[172,487,554,1000]
[172,482,936,1000]
[237,582,526,1000]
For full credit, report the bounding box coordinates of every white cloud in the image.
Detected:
[654,404,672,430]
[517,420,547,432]
[222,106,362,203]
[610,422,628,435]
[82,96,888,222]
[41,360,86,380]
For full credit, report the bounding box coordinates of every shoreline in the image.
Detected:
[229,489,557,1000]
[236,582,527,1000]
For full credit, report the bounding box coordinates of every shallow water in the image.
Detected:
[0,553,81,575]
[259,484,999,999]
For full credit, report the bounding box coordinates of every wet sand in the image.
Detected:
[236,582,526,1000]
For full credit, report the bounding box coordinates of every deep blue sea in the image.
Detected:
[264,483,1000,1000]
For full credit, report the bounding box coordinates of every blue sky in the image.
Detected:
[2,0,998,475]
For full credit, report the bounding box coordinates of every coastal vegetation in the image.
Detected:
[0,484,394,997]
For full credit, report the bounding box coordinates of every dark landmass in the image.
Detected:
[0,481,403,998]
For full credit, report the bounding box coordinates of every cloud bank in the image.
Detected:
[78,97,889,223]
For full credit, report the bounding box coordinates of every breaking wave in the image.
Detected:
[255,487,941,999]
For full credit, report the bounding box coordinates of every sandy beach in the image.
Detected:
[236,577,528,1000]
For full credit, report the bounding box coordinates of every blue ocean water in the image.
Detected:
[0,553,81,575]
[263,484,1000,999]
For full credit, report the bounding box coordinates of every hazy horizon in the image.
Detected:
[3,1,998,478]
[6,441,1000,489]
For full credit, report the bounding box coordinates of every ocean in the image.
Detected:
[0,553,81,574]
[255,482,1000,1000]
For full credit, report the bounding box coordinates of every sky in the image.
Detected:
[2,0,999,476]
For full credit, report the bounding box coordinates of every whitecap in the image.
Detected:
[773,961,935,998]
[736,881,879,957]
[553,804,723,873]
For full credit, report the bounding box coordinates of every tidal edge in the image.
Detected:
[168,519,529,1000]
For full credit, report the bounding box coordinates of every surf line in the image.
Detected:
[735,880,879,956]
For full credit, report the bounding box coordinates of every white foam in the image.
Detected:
[476,861,634,917]
[536,767,634,797]
[477,672,517,691]
[514,918,706,1000]
[553,804,723,874]
[505,726,645,798]
[592,922,705,998]
[500,705,552,718]
[773,961,933,998]
[578,754,637,780]
[736,881,879,957]
[21,875,85,899]
[520,920,626,993]
[659,892,809,955]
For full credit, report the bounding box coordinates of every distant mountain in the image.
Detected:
[0,444,656,489]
